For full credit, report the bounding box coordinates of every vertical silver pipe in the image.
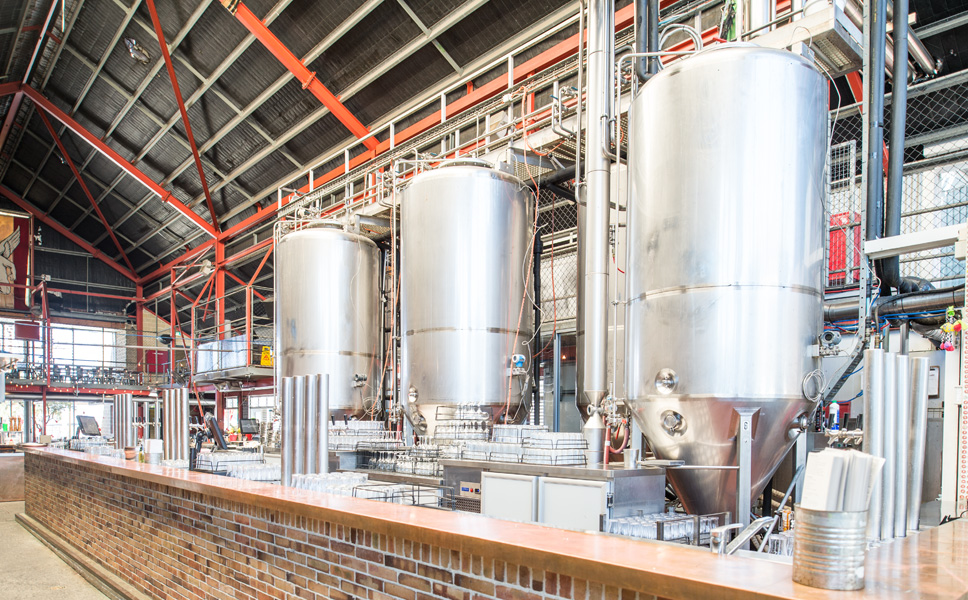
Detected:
[162,391,170,459]
[306,374,319,474]
[894,354,910,537]
[281,377,295,486]
[880,354,896,540]
[907,357,929,531]
[581,0,612,466]
[748,0,771,35]
[178,388,188,461]
[320,374,330,474]
[293,375,307,476]
[862,349,884,540]
[899,321,910,355]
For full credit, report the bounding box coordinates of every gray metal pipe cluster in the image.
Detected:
[112,393,135,449]
[162,388,189,462]
[281,374,330,486]
[861,349,930,541]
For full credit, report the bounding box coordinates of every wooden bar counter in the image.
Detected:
[20,448,968,600]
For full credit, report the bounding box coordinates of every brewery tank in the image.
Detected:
[275,224,382,419]
[625,46,827,515]
[400,162,533,434]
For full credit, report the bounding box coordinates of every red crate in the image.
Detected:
[828,211,860,285]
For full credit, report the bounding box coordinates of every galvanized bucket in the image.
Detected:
[792,505,868,591]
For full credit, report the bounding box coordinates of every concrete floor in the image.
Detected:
[0,502,108,600]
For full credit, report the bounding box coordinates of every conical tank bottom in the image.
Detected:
[634,396,813,516]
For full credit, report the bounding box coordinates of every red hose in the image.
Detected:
[607,420,630,454]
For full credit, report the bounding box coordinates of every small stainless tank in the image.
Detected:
[625,46,827,515]
[400,162,533,434]
[275,224,382,419]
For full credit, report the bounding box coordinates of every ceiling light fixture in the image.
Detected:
[123,38,151,65]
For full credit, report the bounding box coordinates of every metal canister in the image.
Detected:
[792,506,868,591]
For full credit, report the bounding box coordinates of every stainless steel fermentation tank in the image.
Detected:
[275,224,382,419]
[625,46,827,516]
[401,163,533,434]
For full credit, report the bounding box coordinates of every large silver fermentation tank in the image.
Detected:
[401,162,533,434]
[275,223,382,419]
[625,46,827,516]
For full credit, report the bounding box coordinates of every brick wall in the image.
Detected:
[24,452,662,600]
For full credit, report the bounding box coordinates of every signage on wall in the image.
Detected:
[0,214,30,312]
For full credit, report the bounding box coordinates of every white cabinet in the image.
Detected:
[538,477,608,531]
[481,472,538,523]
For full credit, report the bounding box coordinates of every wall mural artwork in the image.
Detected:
[0,215,31,311]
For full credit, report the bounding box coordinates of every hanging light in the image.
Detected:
[123,38,151,65]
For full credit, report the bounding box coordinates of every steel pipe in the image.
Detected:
[581,0,613,466]
[162,388,189,462]
[824,286,965,322]
[281,377,295,486]
[306,374,319,475]
[867,0,889,243]
[319,374,330,474]
[634,0,659,82]
[880,355,896,540]
[907,357,929,531]
[862,349,885,541]
[894,353,910,537]
[882,0,910,294]
[293,375,307,476]
[113,393,135,449]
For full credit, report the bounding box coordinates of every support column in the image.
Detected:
[216,240,226,339]
[135,284,145,375]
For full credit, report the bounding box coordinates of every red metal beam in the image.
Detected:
[220,0,379,151]
[215,240,225,339]
[146,0,220,233]
[135,283,145,372]
[21,85,218,238]
[0,82,21,97]
[138,239,216,286]
[37,110,136,272]
[0,91,23,157]
[218,4,642,242]
[0,185,137,281]
[225,270,267,301]
[247,244,272,286]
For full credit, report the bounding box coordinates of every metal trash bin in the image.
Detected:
[792,506,868,591]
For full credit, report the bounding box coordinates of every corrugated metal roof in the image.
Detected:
[1,0,964,283]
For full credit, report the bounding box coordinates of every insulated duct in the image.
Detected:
[824,285,965,322]
[634,0,658,82]
[866,0,889,244]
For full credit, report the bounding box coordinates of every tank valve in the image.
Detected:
[660,410,685,435]
[352,373,368,388]
[654,368,679,395]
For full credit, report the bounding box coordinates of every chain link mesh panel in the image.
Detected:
[829,72,968,289]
